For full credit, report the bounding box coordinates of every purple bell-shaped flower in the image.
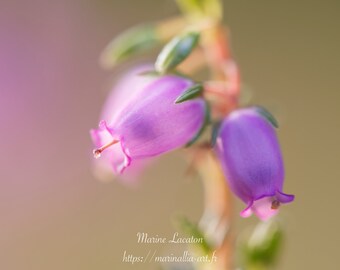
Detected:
[91,73,206,174]
[214,107,294,220]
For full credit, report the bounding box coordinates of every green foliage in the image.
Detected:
[100,24,158,68]
[175,0,222,20]
[241,220,283,269]
[186,101,211,147]
[210,121,222,147]
[155,31,200,74]
[255,106,279,128]
[175,216,212,254]
[175,84,203,104]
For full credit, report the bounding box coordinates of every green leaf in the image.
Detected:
[175,0,222,20]
[175,84,203,104]
[242,219,283,268]
[186,101,210,147]
[155,31,200,74]
[176,0,206,15]
[175,216,212,254]
[100,24,158,68]
[137,70,160,77]
[210,121,222,147]
[255,106,279,128]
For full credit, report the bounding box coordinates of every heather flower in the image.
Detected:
[91,65,154,182]
[91,74,206,174]
[214,107,294,220]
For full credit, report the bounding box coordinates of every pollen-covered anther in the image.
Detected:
[271,200,281,210]
[93,139,119,159]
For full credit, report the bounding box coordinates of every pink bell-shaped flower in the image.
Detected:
[91,72,206,174]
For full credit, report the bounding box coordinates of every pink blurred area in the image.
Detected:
[1,1,340,270]
[0,1,191,269]
[0,0,108,230]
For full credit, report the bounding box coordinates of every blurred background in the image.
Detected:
[1,0,339,269]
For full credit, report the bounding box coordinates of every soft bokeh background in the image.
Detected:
[1,0,339,269]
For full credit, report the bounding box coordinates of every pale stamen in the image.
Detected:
[93,139,118,159]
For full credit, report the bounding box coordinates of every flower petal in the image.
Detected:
[276,190,295,203]
[240,196,281,221]
[241,202,253,218]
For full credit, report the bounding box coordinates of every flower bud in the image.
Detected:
[214,108,294,220]
[91,74,206,174]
